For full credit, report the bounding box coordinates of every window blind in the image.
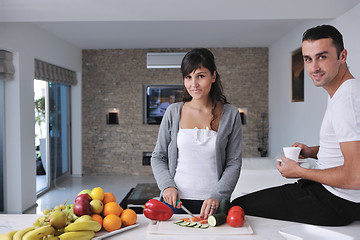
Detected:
[0,50,15,81]
[35,59,77,86]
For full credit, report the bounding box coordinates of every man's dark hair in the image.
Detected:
[302,25,344,58]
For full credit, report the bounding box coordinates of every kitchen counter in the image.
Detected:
[1,214,359,240]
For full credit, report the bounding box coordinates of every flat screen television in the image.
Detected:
[143,84,183,124]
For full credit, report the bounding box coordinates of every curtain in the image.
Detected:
[0,50,15,81]
[35,59,77,86]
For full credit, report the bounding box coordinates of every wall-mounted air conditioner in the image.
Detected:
[147,52,186,69]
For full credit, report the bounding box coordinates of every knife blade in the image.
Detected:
[180,204,196,218]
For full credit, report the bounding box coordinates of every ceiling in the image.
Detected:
[2,0,360,49]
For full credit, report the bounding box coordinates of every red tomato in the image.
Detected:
[227,211,245,227]
[228,206,245,216]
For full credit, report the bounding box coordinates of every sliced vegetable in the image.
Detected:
[173,219,210,229]
[191,216,202,222]
[199,219,208,224]
[188,222,198,227]
[193,224,201,228]
[180,217,191,222]
[179,221,191,226]
[208,213,227,227]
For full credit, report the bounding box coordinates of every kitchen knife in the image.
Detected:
[176,199,196,218]
[181,205,196,218]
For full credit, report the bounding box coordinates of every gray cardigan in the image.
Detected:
[151,102,242,202]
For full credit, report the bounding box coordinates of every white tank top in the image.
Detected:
[174,127,218,200]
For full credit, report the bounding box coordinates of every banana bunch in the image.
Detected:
[0,230,17,240]
[64,220,101,232]
[58,230,95,240]
[0,225,55,240]
[55,220,101,240]
[23,225,55,240]
[0,218,101,240]
[13,227,34,240]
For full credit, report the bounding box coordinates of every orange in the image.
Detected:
[103,214,122,232]
[103,192,116,204]
[90,187,105,201]
[120,209,137,227]
[103,202,123,216]
[91,214,103,227]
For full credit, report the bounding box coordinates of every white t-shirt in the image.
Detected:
[316,79,360,203]
[174,127,218,200]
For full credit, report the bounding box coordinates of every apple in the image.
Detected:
[75,193,92,203]
[78,189,92,196]
[90,199,104,214]
[73,200,92,216]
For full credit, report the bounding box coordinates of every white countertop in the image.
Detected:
[1,214,359,240]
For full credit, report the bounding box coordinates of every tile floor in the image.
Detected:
[29,157,312,215]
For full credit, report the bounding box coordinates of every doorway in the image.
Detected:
[34,80,71,195]
[34,80,48,194]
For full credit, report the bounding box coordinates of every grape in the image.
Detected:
[36,203,77,229]
[43,209,50,215]
[33,220,40,227]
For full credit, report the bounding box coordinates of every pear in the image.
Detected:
[48,210,67,229]
[78,189,92,196]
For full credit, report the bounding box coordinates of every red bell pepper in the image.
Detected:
[143,199,173,221]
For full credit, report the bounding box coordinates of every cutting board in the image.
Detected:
[147,216,253,235]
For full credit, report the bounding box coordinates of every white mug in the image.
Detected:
[283,147,301,160]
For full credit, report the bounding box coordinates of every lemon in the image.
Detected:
[90,187,105,201]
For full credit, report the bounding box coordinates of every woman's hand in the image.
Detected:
[200,198,219,219]
[162,187,179,208]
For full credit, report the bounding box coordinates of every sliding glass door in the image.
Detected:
[48,82,71,180]
[35,80,48,194]
[35,80,71,195]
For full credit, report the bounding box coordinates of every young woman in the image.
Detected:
[151,48,242,219]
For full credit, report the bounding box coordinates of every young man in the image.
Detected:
[230,25,360,226]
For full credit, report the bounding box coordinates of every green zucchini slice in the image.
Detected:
[208,213,227,227]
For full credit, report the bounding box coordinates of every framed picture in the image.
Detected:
[291,48,304,102]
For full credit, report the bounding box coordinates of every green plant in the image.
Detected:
[35,96,45,135]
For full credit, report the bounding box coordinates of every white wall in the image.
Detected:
[0,23,82,213]
[336,4,360,79]
[268,4,360,157]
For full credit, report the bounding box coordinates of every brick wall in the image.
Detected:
[82,48,268,176]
